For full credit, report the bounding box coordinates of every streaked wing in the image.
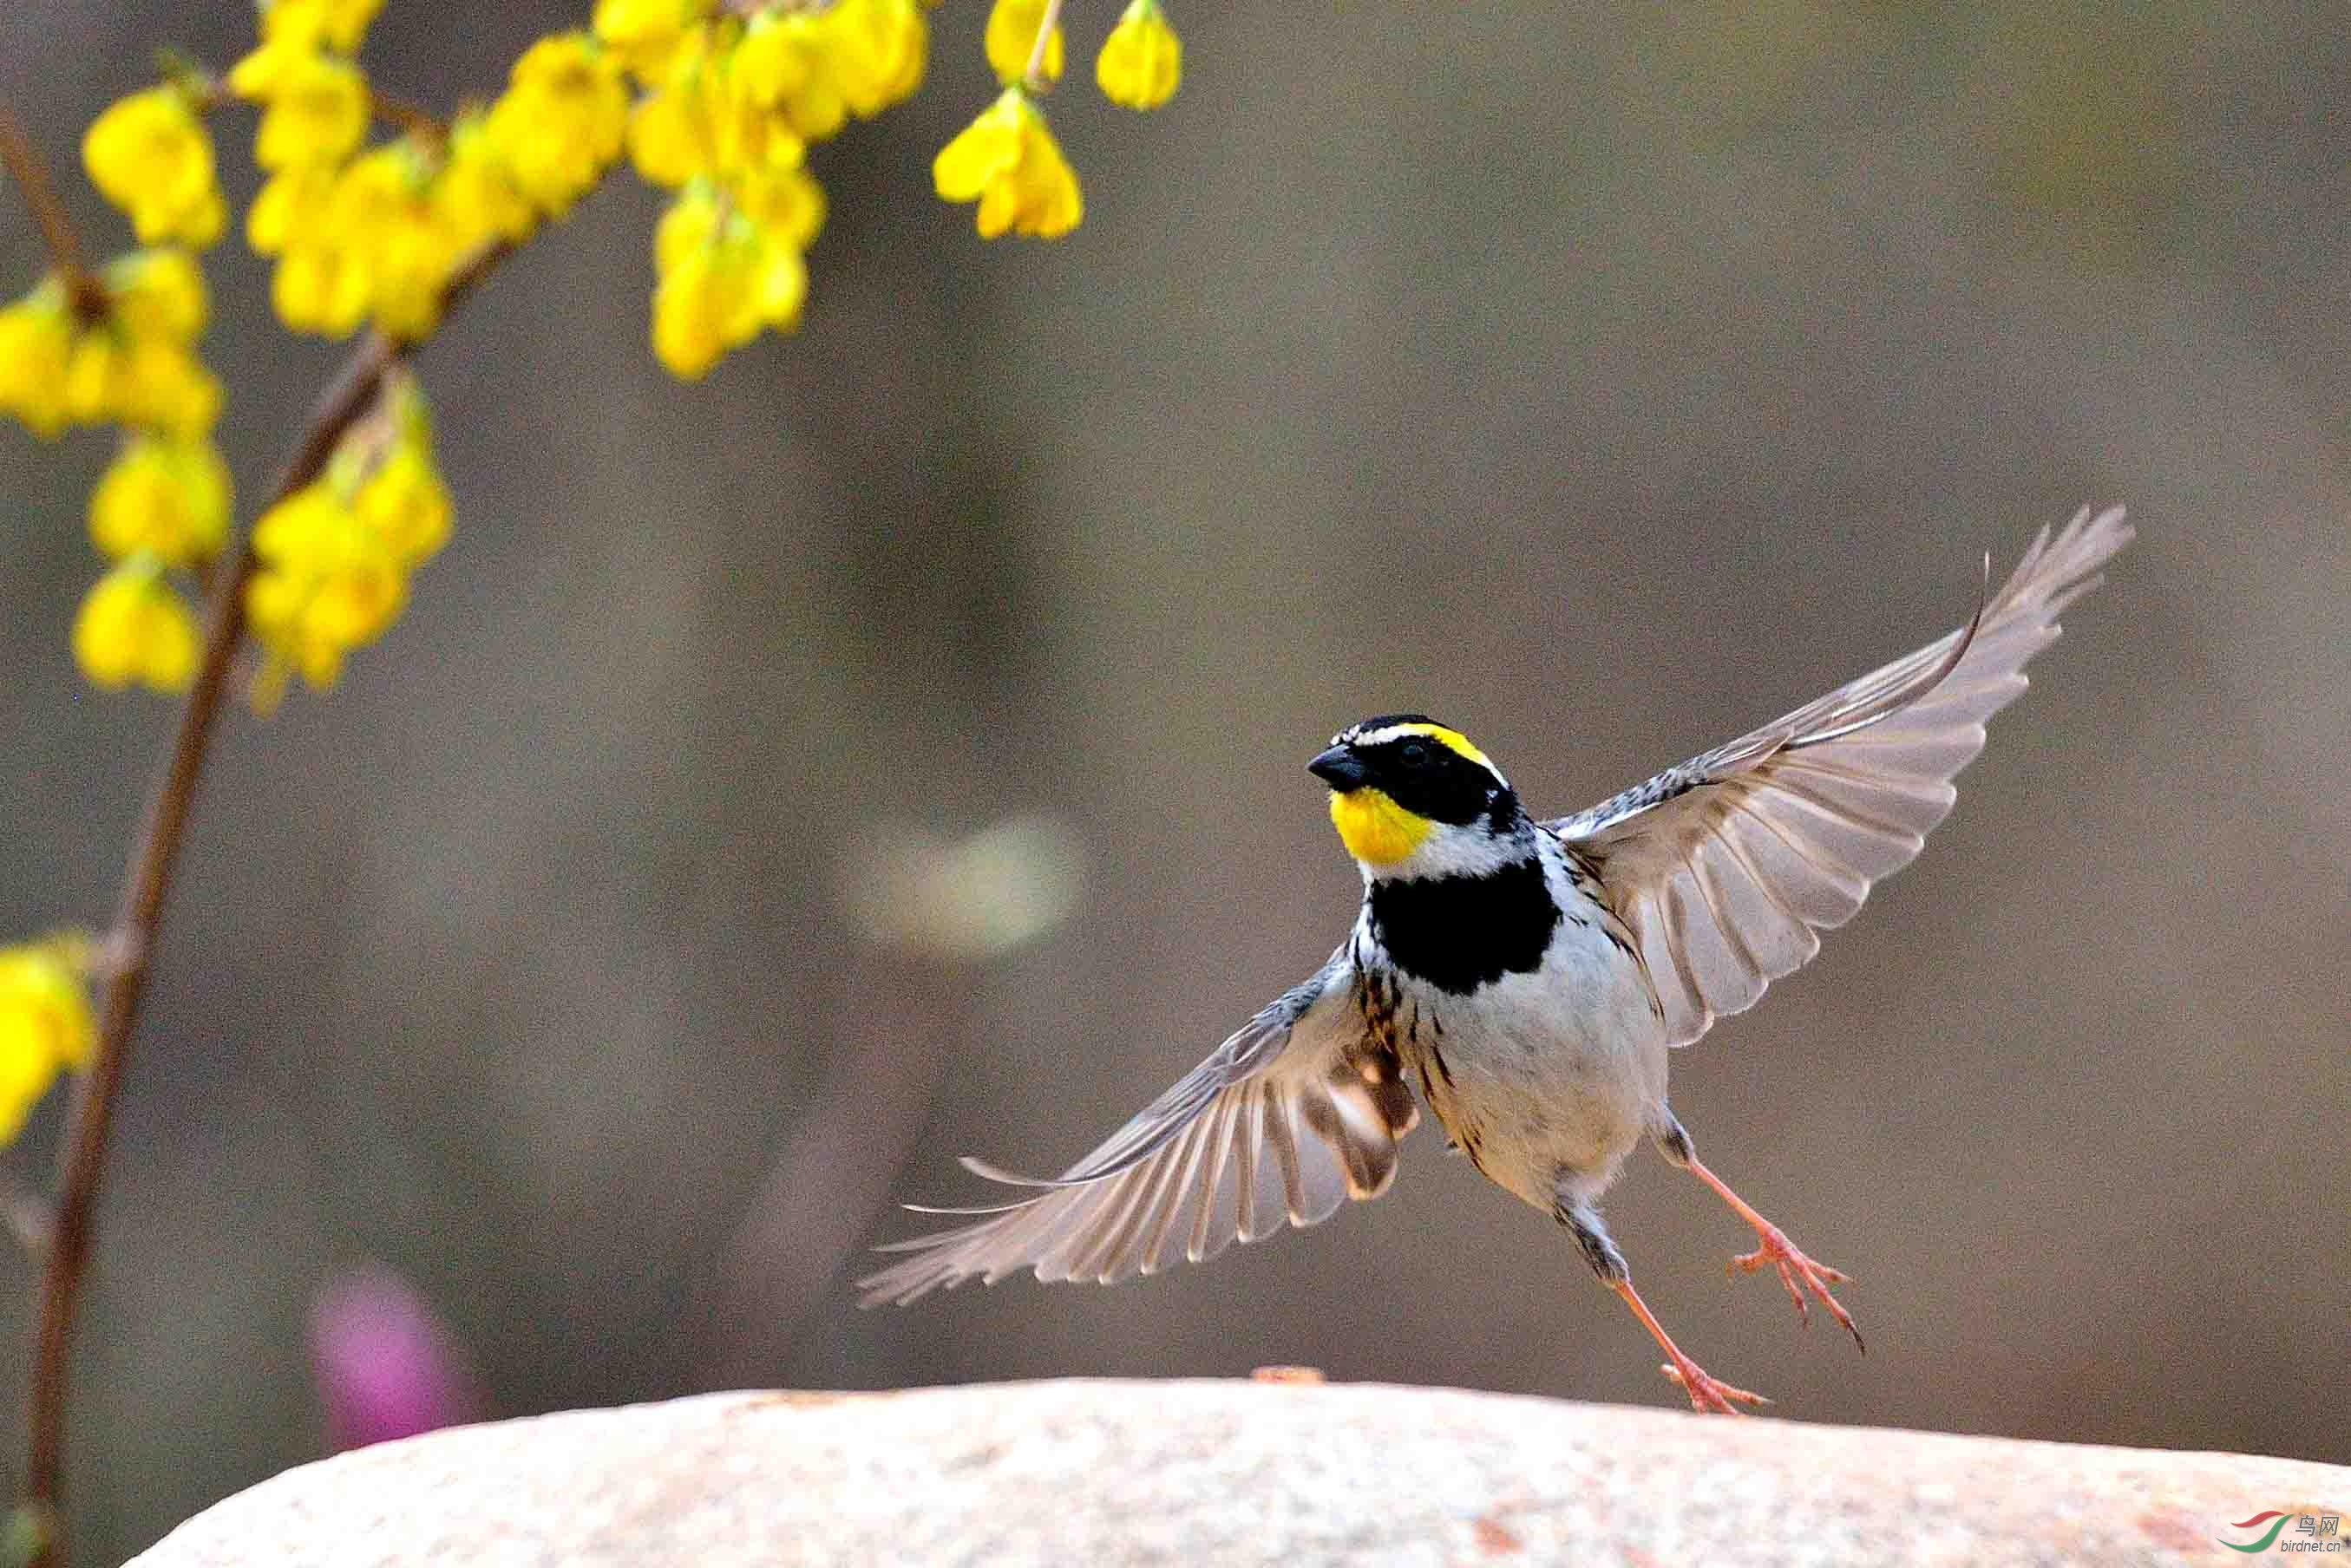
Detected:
[1546,504,2132,1048]
[859,946,1418,1305]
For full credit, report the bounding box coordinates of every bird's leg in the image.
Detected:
[1555,1199,1768,1416]
[1654,1117,1863,1351]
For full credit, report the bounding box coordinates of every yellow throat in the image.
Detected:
[1328,787,1433,866]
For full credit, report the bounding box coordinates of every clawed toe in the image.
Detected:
[1660,1356,1771,1415]
[1735,1226,1863,1352]
[1678,1156,1864,1352]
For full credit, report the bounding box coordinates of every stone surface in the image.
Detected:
[132,1380,2351,1566]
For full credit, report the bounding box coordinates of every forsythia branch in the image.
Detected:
[365,84,447,144]
[18,241,509,1568]
[6,0,1189,1552]
[0,107,107,322]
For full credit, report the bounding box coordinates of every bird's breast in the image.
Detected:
[1365,856,1560,995]
[1361,853,1668,1212]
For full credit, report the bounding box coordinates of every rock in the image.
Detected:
[132,1380,2351,1565]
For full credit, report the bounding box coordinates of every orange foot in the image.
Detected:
[1608,1277,1772,1416]
[1733,1222,1863,1351]
[1680,1155,1865,1352]
[1659,1354,1771,1416]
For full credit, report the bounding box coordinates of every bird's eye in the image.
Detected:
[1398,738,1431,764]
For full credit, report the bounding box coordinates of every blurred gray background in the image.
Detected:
[4,0,2348,1558]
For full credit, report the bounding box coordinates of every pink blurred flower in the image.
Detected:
[309,1265,482,1451]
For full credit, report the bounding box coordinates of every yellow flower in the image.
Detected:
[0,1041,51,1145]
[1097,0,1180,110]
[729,0,921,136]
[248,486,409,682]
[333,142,463,340]
[486,33,630,218]
[712,76,809,194]
[985,0,1063,85]
[748,230,809,334]
[82,85,225,248]
[435,112,539,249]
[271,240,374,337]
[247,165,339,255]
[40,252,227,430]
[244,376,449,704]
[933,88,1082,239]
[352,445,452,567]
[593,0,716,82]
[254,139,478,342]
[259,0,385,54]
[88,435,233,566]
[119,343,221,436]
[328,140,419,234]
[823,0,928,117]
[251,166,376,336]
[651,188,807,379]
[0,938,96,1144]
[628,85,710,186]
[230,44,370,171]
[734,163,825,250]
[627,28,732,188]
[73,559,202,694]
[652,182,721,274]
[652,245,752,380]
[0,286,77,438]
[123,344,226,436]
[733,13,847,142]
[103,249,209,344]
[0,940,96,1072]
[65,332,224,436]
[370,233,463,341]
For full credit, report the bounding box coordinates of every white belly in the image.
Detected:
[1390,865,1669,1214]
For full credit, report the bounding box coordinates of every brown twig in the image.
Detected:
[0,103,108,323]
[369,87,447,146]
[19,240,509,1568]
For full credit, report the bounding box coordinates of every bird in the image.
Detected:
[860,504,2132,1414]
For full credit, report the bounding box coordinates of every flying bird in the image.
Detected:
[863,506,2132,1412]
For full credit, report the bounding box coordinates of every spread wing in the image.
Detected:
[859,946,1418,1305]
[1546,504,2132,1048]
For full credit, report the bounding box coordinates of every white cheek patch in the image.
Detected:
[1374,820,1535,883]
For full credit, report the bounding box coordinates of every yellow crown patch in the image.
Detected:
[1390,722,1493,770]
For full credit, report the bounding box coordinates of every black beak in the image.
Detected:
[1307,744,1371,791]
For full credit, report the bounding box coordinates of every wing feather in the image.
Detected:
[1185,1093,1238,1262]
[1133,1111,1211,1273]
[1549,504,2131,1048]
[859,946,1417,1304]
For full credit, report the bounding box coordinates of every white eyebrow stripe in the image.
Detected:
[1351,722,1502,776]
